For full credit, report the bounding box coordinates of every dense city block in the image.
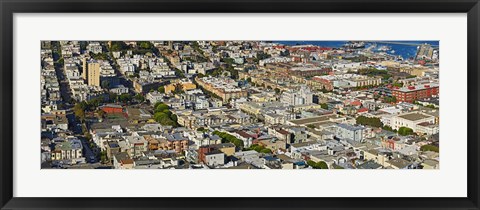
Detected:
[41,41,439,169]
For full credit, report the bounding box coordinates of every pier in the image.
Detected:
[367,41,439,47]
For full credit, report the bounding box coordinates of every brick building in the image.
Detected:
[391,83,439,103]
[100,104,124,114]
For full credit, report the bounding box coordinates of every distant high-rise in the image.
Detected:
[87,62,100,87]
[82,57,87,80]
[415,44,435,61]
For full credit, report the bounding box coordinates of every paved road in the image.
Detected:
[78,136,98,164]
[52,56,72,103]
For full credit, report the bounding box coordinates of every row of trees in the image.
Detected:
[392,82,403,87]
[89,51,109,60]
[192,78,222,100]
[420,144,439,153]
[413,101,438,110]
[384,96,397,103]
[110,93,143,104]
[109,41,128,52]
[212,130,244,148]
[246,144,272,154]
[356,67,392,80]
[356,116,383,128]
[382,125,397,132]
[153,102,179,127]
[355,116,417,136]
[109,41,156,55]
[307,160,329,169]
[73,98,105,122]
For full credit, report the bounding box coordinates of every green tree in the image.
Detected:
[138,41,152,49]
[110,41,127,51]
[100,151,108,163]
[392,82,403,88]
[135,93,145,103]
[155,103,169,113]
[382,125,396,132]
[213,130,244,149]
[274,88,281,94]
[158,86,165,93]
[108,92,118,103]
[73,103,86,122]
[170,114,178,123]
[254,51,271,62]
[162,109,173,116]
[420,145,439,153]
[84,132,92,140]
[356,116,383,128]
[307,160,317,168]
[260,148,272,154]
[307,160,328,169]
[384,96,397,103]
[398,127,414,136]
[119,93,132,103]
[154,112,172,124]
[316,161,329,169]
[96,109,106,119]
[320,103,329,109]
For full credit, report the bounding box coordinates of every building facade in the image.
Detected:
[392,84,439,103]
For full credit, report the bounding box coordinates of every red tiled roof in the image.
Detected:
[358,107,369,113]
[350,100,362,106]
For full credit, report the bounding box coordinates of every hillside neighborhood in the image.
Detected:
[41,40,440,169]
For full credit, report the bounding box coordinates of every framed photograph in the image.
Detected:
[1,0,479,209]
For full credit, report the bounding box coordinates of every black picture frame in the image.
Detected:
[1,0,479,209]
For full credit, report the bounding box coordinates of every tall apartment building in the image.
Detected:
[82,57,87,80]
[87,62,100,87]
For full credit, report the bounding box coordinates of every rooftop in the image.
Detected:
[336,123,364,131]
[398,112,433,121]
[288,114,339,125]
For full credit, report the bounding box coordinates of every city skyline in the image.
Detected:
[41,40,439,169]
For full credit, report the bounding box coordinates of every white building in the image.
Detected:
[391,112,436,133]
[50,138,83,161]
[146,91,165,104]
[334,123,365,142]
[280,86,313,106]
[87,42,103,54]
[205,151,225,167]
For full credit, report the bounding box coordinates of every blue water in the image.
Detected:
[275,41,439,60]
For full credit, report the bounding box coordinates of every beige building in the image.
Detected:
[87,62,100,87]
[82,57,87,80]
[195,77,247,102]
[213,143,236,156]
